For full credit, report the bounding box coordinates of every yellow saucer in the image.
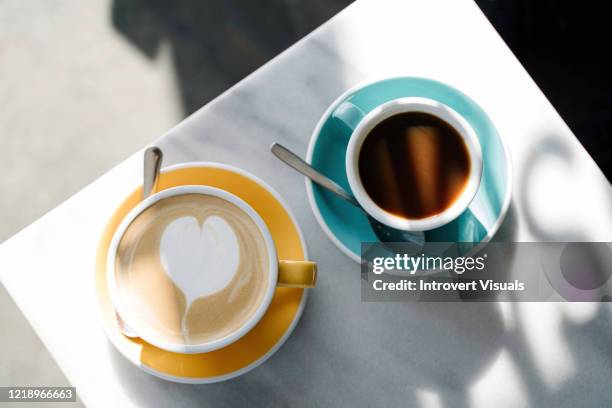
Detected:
[95,163,308,383]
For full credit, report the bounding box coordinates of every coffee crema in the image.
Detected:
[114,194,269,346]
[358,112,471,219]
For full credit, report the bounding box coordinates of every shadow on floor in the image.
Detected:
[111,0,353,115]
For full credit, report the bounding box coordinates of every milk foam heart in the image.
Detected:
[160,215,240,306]
[114,193,269,347]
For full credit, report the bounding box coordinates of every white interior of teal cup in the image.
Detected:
[345,97,483,232]
[106,185,278,354]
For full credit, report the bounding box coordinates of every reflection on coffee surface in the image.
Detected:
[115,194,269,345]
[358,112,471,219]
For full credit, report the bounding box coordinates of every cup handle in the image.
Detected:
[332,101,366,137]
[277,260,317,288]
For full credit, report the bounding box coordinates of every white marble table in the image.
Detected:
[2,0,612,406]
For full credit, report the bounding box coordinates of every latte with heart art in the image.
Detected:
[114,194,269,345]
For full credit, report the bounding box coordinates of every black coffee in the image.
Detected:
[358,112,471,219]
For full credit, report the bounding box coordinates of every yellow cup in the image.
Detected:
[107,185,317,354]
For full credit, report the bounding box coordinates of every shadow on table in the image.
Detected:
[111,0,352,115]
[519,135,588,241]
[520,134,612,241]
[502,302,612,407]
[508,133,611,405]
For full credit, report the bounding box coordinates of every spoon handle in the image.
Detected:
[143,146,163,199]
[117,146,163,339]
[271,143,359,206]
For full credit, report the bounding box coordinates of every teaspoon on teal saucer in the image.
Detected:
[271,142,425,246]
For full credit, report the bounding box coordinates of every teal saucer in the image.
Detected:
[305,77,512,262]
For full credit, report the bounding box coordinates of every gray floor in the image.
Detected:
[0,0,349,405]
[0,1,180,404]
